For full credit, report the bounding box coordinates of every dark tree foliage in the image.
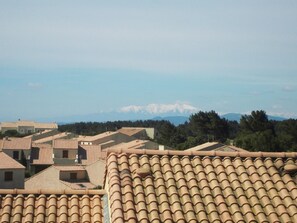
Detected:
[0,130,30,139]
[235,110,279,152]
[188,111,230,144]
[274,119,297,151]
[58,110,297,152]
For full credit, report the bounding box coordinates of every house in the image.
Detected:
[30,143,54,174]
[52,139,78,165]
[104,148,297,222]
[25,160,106,190]
[0,137,32,166]
[0,120,58,134]
[78,144,107,165]
[2,148,297,222]
[117,127,155,139]
[77,131,132,146]
[25,165,92,190]
[0,151,25,189]
[107,139,160,151]
[0,189,105,222]
[187,141,248,152]
[32,131,75,144]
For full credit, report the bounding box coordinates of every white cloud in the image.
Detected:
[120,102,198,114]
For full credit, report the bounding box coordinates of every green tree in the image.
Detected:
[188,110,229,143]
[235,110,278,151]
[275,119,297,151]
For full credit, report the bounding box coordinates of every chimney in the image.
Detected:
[159,145,165,151]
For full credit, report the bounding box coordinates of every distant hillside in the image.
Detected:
[221,113,287,122]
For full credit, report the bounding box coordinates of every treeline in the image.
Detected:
[58,110,297,152]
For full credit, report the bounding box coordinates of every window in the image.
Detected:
[62,150,68,158]
[4,171,13,181]
[13,151,19,160]
[70,172,77,180]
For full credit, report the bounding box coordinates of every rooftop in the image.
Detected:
[79,145,107,165]
[117,127,146,137]
[0,152,25,169]
[33,132,71,144]
[0,189,105,223]
[77,131,118,142]
[107,139,149,151]
[105,148,297,223]
[187,142,247,152]
[0,121,57,129]
[30,143,54,165]
[0,137,32,150]
[53,139,78,150]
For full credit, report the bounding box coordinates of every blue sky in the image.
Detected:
[0,1,297,121]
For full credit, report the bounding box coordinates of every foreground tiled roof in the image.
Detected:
[106,148,297,223]
[0,189,105,223]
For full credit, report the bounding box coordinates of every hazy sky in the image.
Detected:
[0,1,297,121]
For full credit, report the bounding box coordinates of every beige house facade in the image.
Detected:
[0,138,32,167]
[0,120,58,134]
[0,152,25,189]
[52,139,78,165]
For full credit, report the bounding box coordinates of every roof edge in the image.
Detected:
[0,189,106,195]
[105,148,297,158]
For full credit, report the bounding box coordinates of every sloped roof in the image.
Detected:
[0,189,105,223]
[60,181,96,190]
[34,122,58,129]
[187,142,248,152]
[77,131,118,142]
[54,165,86,171]
[1,137,32,150]
[0,121,57,129]
[117,127,146,137]
[107,139,148,151]
[33,132,71,144]
[79,145,107,165]
[0,152,25,169]
[30,143,54,165]
[105,148,297,223]
[53,139,78,150]
[0,122,17,128]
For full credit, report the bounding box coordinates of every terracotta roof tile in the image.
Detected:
[0,189,105,223]
[105,149,297,223]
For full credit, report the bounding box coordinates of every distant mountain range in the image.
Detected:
[33,112,288,126]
